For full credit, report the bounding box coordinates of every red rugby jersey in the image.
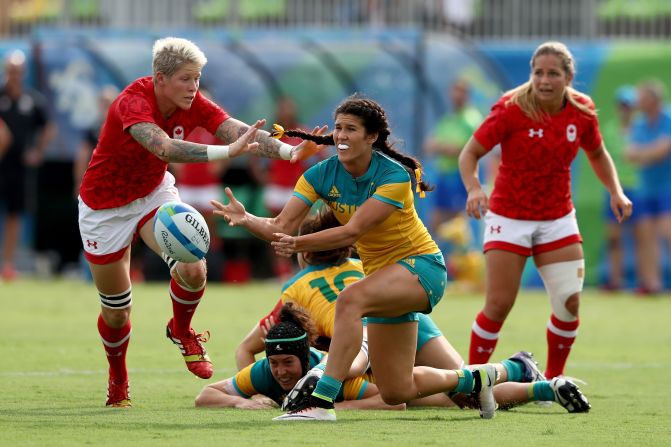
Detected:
[80,77,229,209]
[474,93,602,220]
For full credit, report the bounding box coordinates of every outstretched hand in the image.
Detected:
[211,187,247,226]
[290,125,329,163]
[271,233,298,257]
[229,119,265,158]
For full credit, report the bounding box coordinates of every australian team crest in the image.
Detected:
[173,125,185,140]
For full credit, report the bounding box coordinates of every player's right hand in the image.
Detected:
[211,187,247,226]
[290,125,329,163]
[465,187,489,220]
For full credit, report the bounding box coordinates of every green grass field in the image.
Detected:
[1,279,670,446]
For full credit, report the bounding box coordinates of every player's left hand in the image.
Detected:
[259,315,277,337]
[611,191,633,223]
[290,125,329,163]
[271,233,297,257]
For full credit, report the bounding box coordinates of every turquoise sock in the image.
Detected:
[313,374,342,403]
[532,381,555,402]
[313,363,326,372]
[453,369,474,393]
[502,359,524,382]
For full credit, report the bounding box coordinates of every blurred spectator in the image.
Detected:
[72,84,118,281]
[73,85,119,196]
[261,96,311,279]
[171,88,224,281]
[625,79,671,294]
[601,86,641,290]
[0,49,56,281]
[424,78,482,257]
[215,137,269,283]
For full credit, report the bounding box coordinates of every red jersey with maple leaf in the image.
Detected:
[80,76,229,210]
[474,93,602,220]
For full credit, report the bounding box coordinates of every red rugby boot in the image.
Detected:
[166,318,213,379]
[106,379,131,407]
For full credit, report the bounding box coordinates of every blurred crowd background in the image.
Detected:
[1,0,671,293]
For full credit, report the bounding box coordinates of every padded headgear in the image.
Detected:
[265,321,310,375]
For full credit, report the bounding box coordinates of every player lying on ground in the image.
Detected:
[195,303,403,410]
[234,208,591,413]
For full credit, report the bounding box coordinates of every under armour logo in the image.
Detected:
[86,240,98,249]
[529,128,544,138]
[489,225,502,234]
[558,343,573,350]
[476,346,494,354]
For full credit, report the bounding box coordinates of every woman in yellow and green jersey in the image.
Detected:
[212,95,499,421]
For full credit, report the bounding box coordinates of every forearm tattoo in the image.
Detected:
[129,122,209,162]
[216,118,283,159]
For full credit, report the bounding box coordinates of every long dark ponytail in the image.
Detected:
[276,95,432,194]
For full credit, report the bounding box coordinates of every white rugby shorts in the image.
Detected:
[79,172,180,264]
[482,209,582,256]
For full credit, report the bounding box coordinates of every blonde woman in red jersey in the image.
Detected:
[459,42,632,379]
[78,37,317,407]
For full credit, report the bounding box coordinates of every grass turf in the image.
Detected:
[1,279,670,446]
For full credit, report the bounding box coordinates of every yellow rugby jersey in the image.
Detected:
[232,348,369,405]
[280,258,364,338]
[294,152,439,275]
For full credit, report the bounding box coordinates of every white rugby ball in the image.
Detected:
[153,202,210,263]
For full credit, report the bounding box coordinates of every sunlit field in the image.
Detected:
[1,279,669,446]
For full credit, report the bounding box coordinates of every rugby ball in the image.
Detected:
[153,202,210,263]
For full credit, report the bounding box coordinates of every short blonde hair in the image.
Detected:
[152,37,207,77]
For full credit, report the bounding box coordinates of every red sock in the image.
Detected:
[97,314,131,383]
[469,311,503,364]
[545,314,579,378]
[170,278,204,337]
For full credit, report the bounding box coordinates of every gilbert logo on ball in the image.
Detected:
[153,202,210,263]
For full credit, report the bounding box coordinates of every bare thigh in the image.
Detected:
[414,336,463,370]
[348,263,429,318]
[88,247,132,295]
[533,243,583,267]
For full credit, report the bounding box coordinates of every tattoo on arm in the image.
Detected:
[129,122,209,162]
[216,118,283,159]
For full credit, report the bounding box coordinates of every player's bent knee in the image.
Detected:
[378,388,411,406]
[100,301,131,328]
[173,260,207,290]
[538,259,584,321]
[334,290,363,319]
[483,299,514,321]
